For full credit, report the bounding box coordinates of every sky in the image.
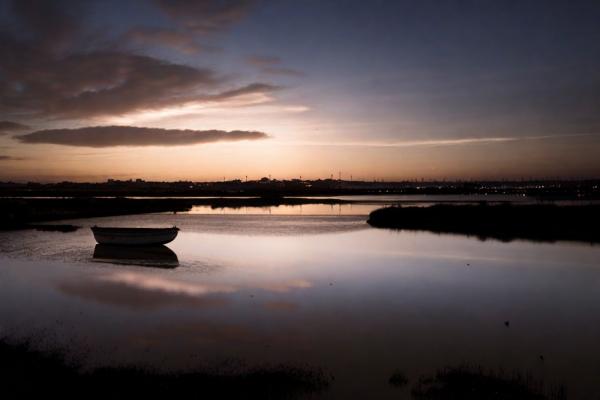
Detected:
[1,0,600,182]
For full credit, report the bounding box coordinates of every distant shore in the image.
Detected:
[367,204,600,243]
[1,178,599,199]
[4,198,600,244]
[0,197,354,230]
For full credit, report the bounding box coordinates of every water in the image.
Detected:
[187,203,381,215]
[1,209,599,398]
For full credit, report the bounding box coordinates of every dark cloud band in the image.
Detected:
[245,55,304,77]
[156,0,255,34]
[0,0,280,121]
[0,155,25,161]
[17,126,269,147]
[0,121,30,135]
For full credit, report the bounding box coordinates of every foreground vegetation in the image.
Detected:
[0,337,330,399]
[368,204,600,243]
[410,365,566,400]
[1,336,569,400]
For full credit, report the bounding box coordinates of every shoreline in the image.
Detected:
[4,198,600,239]
[0,197,356,230]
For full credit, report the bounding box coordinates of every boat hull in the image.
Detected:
[91,227,179,246]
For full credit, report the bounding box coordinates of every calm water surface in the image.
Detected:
[1,209,599,399]
[184,194,561,215]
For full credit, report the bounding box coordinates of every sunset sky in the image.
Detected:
[1,0,600,182]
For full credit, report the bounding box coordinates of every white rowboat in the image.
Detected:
[91,226,179,246]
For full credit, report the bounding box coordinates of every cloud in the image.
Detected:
[0,41,219,119]
[16,125,269,147]
[0,1,281,122]
[245,54,304,77]
[8,0,83,54]
[262,67,305,77]
[125,28,211,54]
[285,133,600,148]
[246,55,281,67]
[123,0,258,53]
[0,155,25,161]
[155,0,256,34]
[0,40,280,119]
[0,120,30,135]
[206,83,281,101]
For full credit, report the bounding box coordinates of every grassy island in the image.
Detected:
[368,204,600,243]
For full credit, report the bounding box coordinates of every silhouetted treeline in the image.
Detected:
[368,204,600,243]
[1,179,598,198]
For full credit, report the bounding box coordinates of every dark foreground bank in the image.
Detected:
[1,337,567,400]
[0,337,330,400]
[367,204,600,243]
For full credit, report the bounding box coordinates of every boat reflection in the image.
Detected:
[92,244,179,268]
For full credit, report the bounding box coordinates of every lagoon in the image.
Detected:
[1,210,599,398]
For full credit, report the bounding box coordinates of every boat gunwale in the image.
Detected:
[91,226,179,234]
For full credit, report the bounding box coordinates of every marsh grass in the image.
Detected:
[389,371,409,387]
[0,337,331,399]
[368,204,600,244]
[411,364,567,400]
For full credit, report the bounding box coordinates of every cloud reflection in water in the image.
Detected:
[59,269,312,311]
